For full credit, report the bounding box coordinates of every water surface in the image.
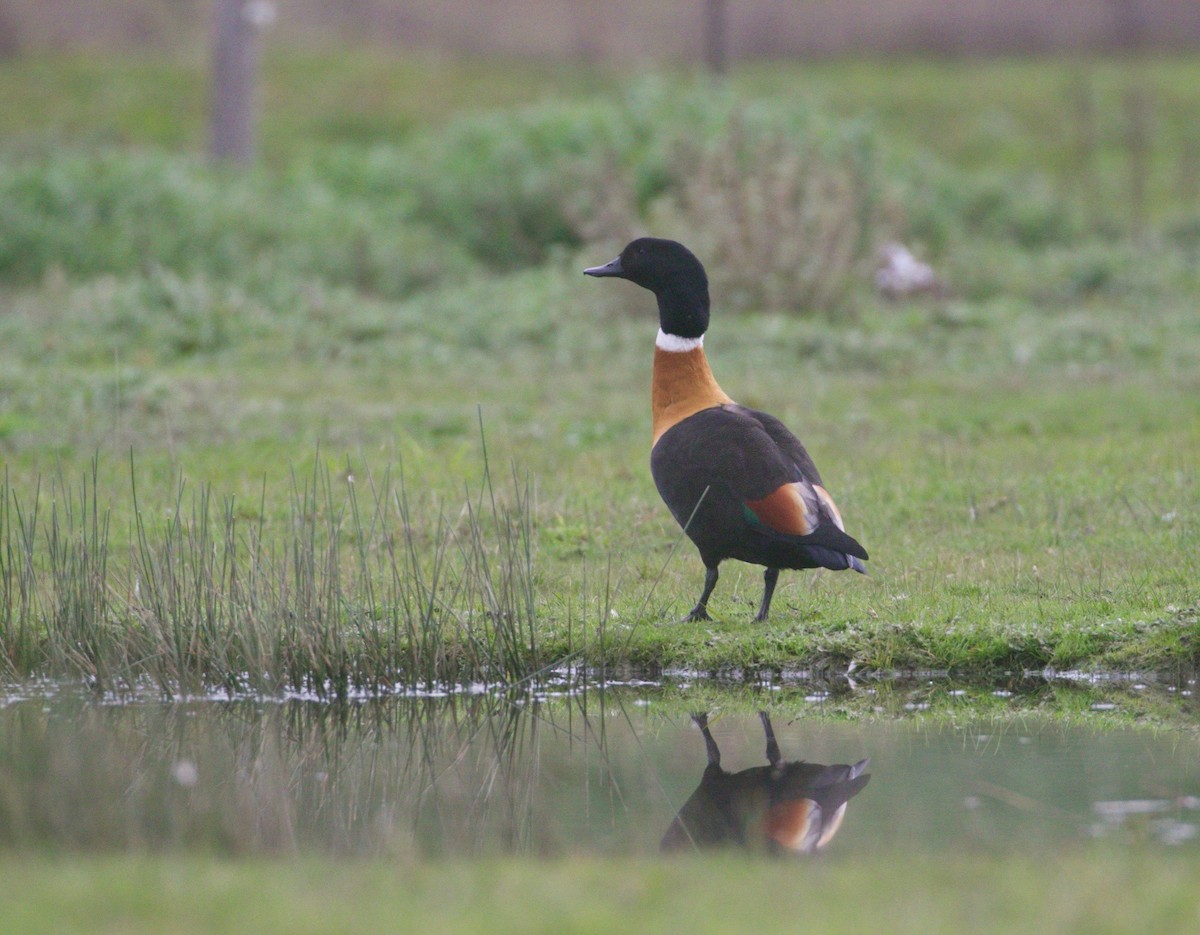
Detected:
[1,677,1197,858]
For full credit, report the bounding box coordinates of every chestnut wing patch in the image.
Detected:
[763,798,823,853]
[743,483,819,536]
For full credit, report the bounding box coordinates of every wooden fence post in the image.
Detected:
[210,0,274,165]
[704,0,729,75]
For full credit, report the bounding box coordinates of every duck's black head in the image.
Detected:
[584,238,710,339]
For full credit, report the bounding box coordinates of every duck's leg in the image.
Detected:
[684,566,719,621]
[692,712,721,767]
[754,567,780,622]
[758,711,782,768]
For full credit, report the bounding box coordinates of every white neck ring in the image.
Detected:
[655,329,704,352]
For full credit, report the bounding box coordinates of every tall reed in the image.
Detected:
[0,443,544,698]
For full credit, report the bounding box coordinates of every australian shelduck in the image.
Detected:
[661,711,870,854]
[584,237,868,622]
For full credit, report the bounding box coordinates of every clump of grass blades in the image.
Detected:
[0,447,544,698]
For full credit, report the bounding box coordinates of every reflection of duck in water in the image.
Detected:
[662,711,870,854]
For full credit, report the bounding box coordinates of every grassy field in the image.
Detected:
[1,50,1199,691]
[3,851,1200,935]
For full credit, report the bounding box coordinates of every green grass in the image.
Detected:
[3,286,1195,683]
[2,852,1199,935]
[0,50,615,157]
[1,51,1199,688]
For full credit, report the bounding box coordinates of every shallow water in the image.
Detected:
[1,678,1197,857]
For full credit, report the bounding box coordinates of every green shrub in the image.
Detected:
[643,112,879,313]
[0,149,474,298]
[0,76,1147,320]
[315,78,890,307]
